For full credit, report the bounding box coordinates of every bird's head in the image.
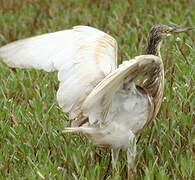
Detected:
[149,24,194,40]
[147,24,194,56]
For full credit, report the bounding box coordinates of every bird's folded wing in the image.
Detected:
[82,55,162,124]
[0,26,118,119]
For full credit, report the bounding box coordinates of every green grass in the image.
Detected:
[0,0,194,179]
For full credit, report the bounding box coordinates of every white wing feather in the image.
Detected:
[0,26,118,119]
[82,55,161,124]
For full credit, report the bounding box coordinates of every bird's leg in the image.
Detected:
[111,148,120,169]
[111,148,120,178]
[127,133,137,180]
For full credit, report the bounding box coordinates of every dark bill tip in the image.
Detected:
[170,27,195,33]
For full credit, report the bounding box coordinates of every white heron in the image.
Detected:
[0,24,193,178]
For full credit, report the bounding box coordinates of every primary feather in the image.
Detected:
[0,26,117,119]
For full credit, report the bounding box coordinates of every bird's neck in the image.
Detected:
[143,37,164,120]
[146,38,162,57]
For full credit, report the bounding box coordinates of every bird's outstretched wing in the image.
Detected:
[82,55,162,125]
[0,26,117,119]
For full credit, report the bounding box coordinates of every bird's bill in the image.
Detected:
[170,27,194,33]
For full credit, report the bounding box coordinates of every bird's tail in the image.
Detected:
[62,127,95,134]
[62,127,81,133]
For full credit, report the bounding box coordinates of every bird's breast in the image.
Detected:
[107,88,150,134]
[88,88,150,149]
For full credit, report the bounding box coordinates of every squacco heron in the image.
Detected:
[0,24,193,178]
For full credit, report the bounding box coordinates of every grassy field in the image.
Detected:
[0,0,194,179]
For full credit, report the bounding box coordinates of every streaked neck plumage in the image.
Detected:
[146,35,163,57]
[142,34,165,119]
